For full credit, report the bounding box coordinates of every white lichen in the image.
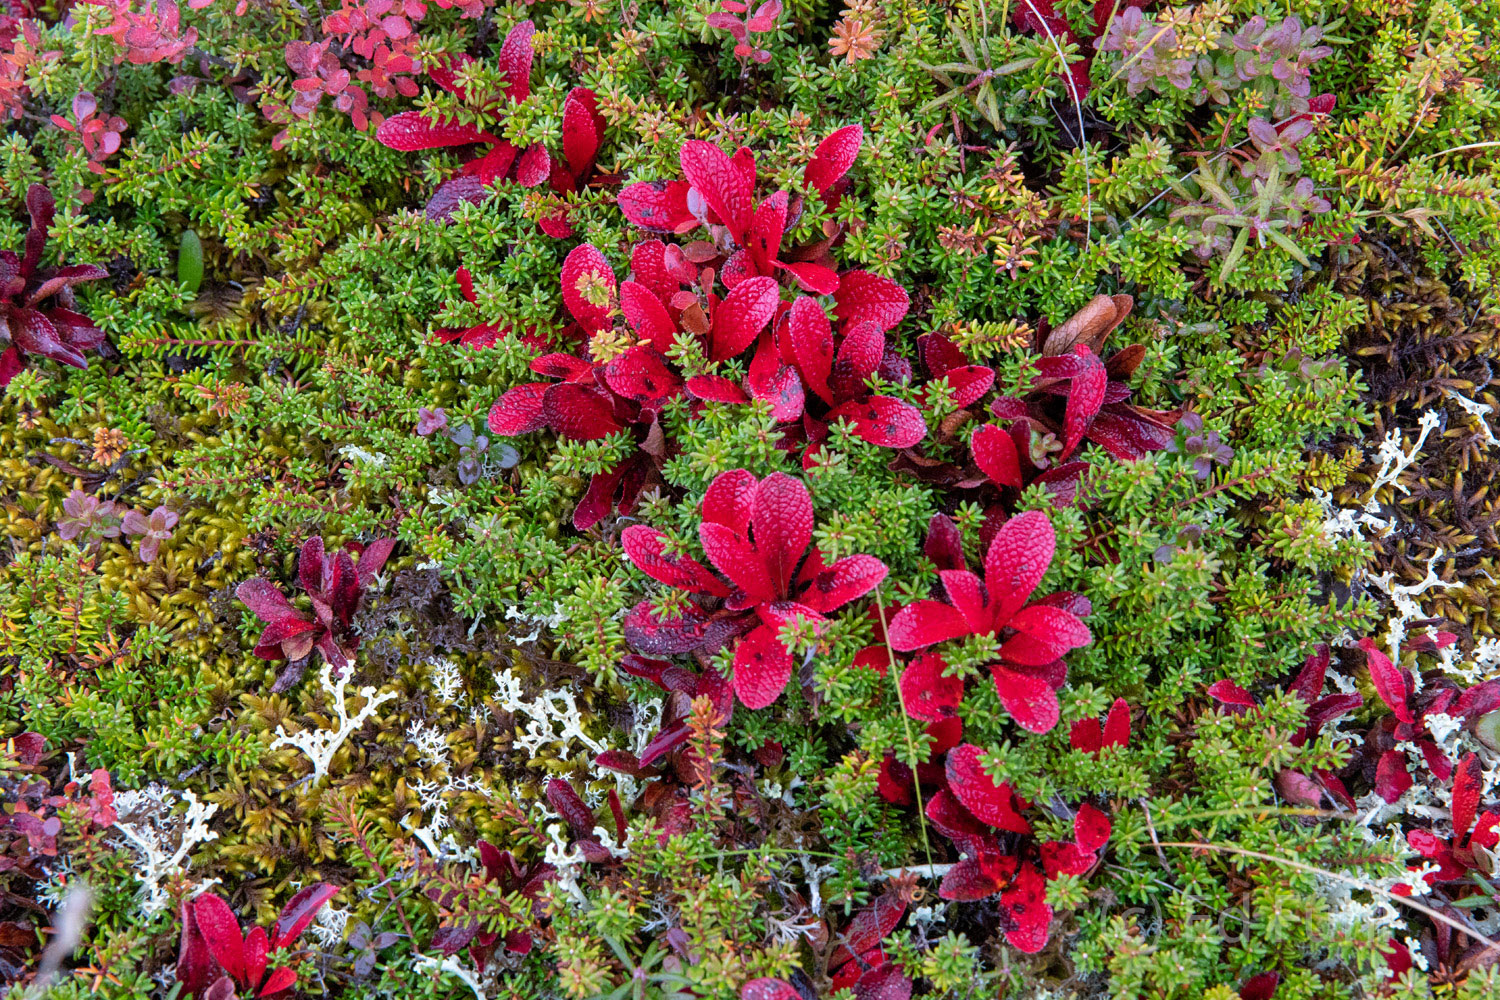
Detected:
[109,785,221,916]
[269,663,397,786]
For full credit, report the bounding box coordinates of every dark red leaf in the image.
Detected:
[710,277,780,361]
[192,895,246,984]
[488,383,550,435]
[946,743,1031,833]
[621,526,729,597]
[829,893,906,969]
[732,623,794,709]
[1359,638,1413,723]
[546,778,597,840]
[826,395,926,448]
[618,180,695,232]
[899,651,963,721]
[542,382,623,440]
[989,664,1061,733]
[271,883,338,950]
[1375,749,1413,803]
[804,124,862,195]
[834,271,909,331]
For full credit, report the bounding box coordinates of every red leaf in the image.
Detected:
[826,395,927,448]
[686,374,749,403]
[620,281,677,352]
[983,510,1055,621]
[237,578,299,624]
[560,243,615,333]
[1040,839,1095,877]
[899,651,963,721]
[746,191,788,274]
[1070,717,1102,754]
[243,926,269,990]
[788,296,835,404]
[176,899,215,997]
[999,605,1091,667]
[834,271,909,331]
[603,347,681,404]
[1074,802,1110,853]
[702,468,758,533]
[192,894,246,984]
[946,744,1031,833]
[1000,864,1052,953]
[515,144,552,186]
[271,882,339,950]
[1060,347,1107,459]
[990,664,1061,733]
[741,978,801,1000]
[1239,972,1280,1000]
[804,124,862,195]
[924,514,966,573]
[560,87,603,178]
[854,963,913,1000]
[1290,645,1330,706]
[925,787,996,852]
[680,140,753,242]
[888,600,971,651]
[939,856,1007,900]
[830,320,884,400]
[542,383,623,440]
[748,337,806,420]
[733,623,794,709]
[1359,638,1413,723]
[780,261,840,294]
[829,894,906,969]
[546,778,596,839]
[1207,680,1255,709]
[618,180,696,232]
[710,277,780,361]
[375,111,491,150]
[257,966,297,998]
[621,526,729,597]
[934,365,995,409]
[495,20,536,103]
[1102,697,1131,748]
[699,522,777,603]
[1375,749,1412,803]
[799,554,887,613]
[1452,752,1483,842]
[751,472,813,595]
[488,383,550,435]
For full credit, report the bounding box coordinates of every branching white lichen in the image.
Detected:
[493,665,606,758]
[268,663,396,786]
[413,952,488,1000]
[110,786,221,916]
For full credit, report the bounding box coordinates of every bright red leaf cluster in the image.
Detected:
[177,884,337,999]
[621,470,886,709]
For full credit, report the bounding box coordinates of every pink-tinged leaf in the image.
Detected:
[834,270,909,332]
[925,787,996,853]
[918,333,967,377]
[983,510,1055,621]
[621,525,730,597]
[990,664,1061,733]
[829,894,907,969]
[947,744,1032,833]
[1059,347,1107,459]
[560,87,603,177]
[780,260,840,295]
[733,623,794,709]
[751,472,813,595]
[176,899,214,997]
[1454,679,1500,718]
[1087,406,1176,461]
[699,522,777,603]
[1239,972,1280,1000]
[1103,697,1130,748]
[746,190,787,275]
[375,111,491,150]
[827,395,927,448]
[1074,803,1111,853]
[619,281,677,352]
[574,463,630,531]
[899,651,963,721]
[560,243,615,333]
[1000,864,1052,953]
[1000,605,1091,666]
[710,277,780,361]
[1375,749,1412,803]
[488,383,550,435]
[1359,638,1413,723]
[680,140,753,242]
[546,778,596,839]
[629,239,676,300]
[747,357,805,421]
[800,554,887,613]
[741,978,801,1000]
[686,374,750,403]
[1452,752,1483,842]
[603,347,681,404]
[934,366,996,409]
[192,894,246,984]
[1207,680,1255,709]
[805,124,862,195]
[702,468,758,533]
[1276,768,1323,807]
[495,19,536,103]
[0,346,25,387]
[542,383,623,440]
[888,600,972,651]
[618,180,696,232]
[788,296,835,404]
[357,538,396,585]
[237,578,299,624]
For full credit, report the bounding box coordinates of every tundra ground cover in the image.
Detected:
[2,2,1500,998]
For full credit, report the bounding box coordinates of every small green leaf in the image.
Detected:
[178,229,203,294]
